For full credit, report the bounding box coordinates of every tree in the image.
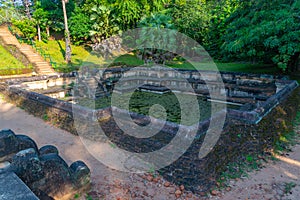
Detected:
[62,0,72,63]
[168,0,211,44]
[0,0,23,24]
[22,0,32,19]
[33,1,48,41]
[221,0,300,71]
[205,0,239,58]
[89,5,120,41]
[39,0,75,34]
[69,6,92,45]
[12,18,36,39]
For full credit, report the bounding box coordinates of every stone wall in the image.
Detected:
[100,67,286,103]
[0,71,299,195]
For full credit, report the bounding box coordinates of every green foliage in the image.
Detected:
[206,0,239,58]
[138,13,175,29]
[284,182,297,194]
[42,113,49,121]
[169,0,210,43]
[39,0,75,31]
[112,0,170,30]
[274,110,300,153]
[0,1,23,24]
[89,5,121,41]
[69,6,92,45]
[221,0,300,71]
[12,18,36,39]
[135,14,177,63]
[33,1,49,41]
[112,0,142,30]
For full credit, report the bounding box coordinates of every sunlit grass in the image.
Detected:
[35,40,105,71]
[0,44,27,69]
[33,41,281,75]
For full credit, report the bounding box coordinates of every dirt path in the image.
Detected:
[1,97,299,200]
[213,129,300,200]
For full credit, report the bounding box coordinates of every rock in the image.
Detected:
[175,189,182,198]
[164,181,171,187]
[199,192,206,196]
[70,161,91,188]
[10,148,43,183]
[39,145,59,155]
[210,190,218,196]
[146,175,153,182]
[179,185,185,191]
[153,177,159,183]
[0,129,38,162]
[6,143,90,199]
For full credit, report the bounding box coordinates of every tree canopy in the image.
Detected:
[221,0,300,71]
[1,0,299,71]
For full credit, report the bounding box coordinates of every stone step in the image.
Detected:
[0,172,39,200]
[0,25,55,75]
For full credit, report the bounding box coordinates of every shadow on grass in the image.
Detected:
[56,40,65,60]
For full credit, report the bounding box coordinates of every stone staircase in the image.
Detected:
[78,77,108,99]
[0,25,57,75]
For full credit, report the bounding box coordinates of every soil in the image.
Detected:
[0,97,299,200]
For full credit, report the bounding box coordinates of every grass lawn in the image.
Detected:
[0,44,32,75]
[114,54,281,74]
[35,40,105,72]
[0,44,27,69]
[34,40,281,75]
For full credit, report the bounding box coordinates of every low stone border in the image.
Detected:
[0,72,299,195]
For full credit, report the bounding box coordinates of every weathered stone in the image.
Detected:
[39,145,59,155]
[0,129,38,162]
[8,148,91,199]
[0,172,39,200]
[10,148,44,183]
[0,129,91,199]
[70,160,91,188]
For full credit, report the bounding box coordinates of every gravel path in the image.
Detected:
[0,97,299,200]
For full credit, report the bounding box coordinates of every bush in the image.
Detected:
[12,18,36,39]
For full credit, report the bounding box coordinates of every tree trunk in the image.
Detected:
[22,0,31,19]
[62,0,72,63]
[46,26,50,37]
[37,24,41,41]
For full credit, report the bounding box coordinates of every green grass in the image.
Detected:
[113,53,144,67]
[32,41,284,76]
[35,40,105,72]
[0,44,33,75]
[109,53,281,74]
[166,59,280,74]
[0,44,27,69]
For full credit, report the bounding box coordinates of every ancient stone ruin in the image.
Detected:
[0,129,90,200]
[1,67,299,194]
